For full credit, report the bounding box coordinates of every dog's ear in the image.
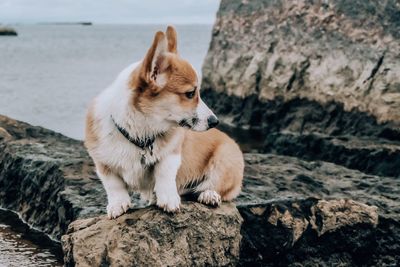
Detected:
[166,25,178,54]
[140,31,169,87]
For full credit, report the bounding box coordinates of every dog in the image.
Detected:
[85,26,244,219]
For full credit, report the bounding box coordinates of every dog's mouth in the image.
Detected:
[178,117,198,129]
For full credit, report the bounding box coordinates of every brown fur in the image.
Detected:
[84,100,98,151]
[129,26,243,201]
[97,163,113,176]
[177,129,244,200]
[166,26,178,54]
[129,26,199,113]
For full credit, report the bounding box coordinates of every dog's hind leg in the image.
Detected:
[198,189,222,206]
[194,143,243,207]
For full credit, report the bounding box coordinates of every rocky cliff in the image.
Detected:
[1,115,399,266]
[202,0,400,177]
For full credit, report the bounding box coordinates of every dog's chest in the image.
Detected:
[99,132,174,187]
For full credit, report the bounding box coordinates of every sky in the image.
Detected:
[0,0,220,24]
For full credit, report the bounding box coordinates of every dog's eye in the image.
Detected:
[185,90,196,99]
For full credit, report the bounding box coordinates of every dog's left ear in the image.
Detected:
[166,26,178,54]
[141,31,169,87]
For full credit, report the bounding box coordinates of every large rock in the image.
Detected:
[1,115,399,265]
[62,198,399,267]
[203,0,400,123]
[202,0,400,177]
[239,153,400,220]
[0,115,106,240]
[238,198,399,266]
[62,203,243,267]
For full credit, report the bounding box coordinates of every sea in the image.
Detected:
[0,24,213,140]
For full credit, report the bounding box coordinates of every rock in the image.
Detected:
[202,0,400,177]
[238,198,399,266]
[240,153,400,220]
[62,197,398,267]
[0,26,17,36]
[61,203,242,267]
[238,153,400,265]
[0,115,107,240]
[1,115,399,265]
[203,0,400,123]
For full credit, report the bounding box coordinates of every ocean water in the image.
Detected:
[0,24,213,139]
[0,209,62,266]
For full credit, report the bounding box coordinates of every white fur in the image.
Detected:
[192,97,216,131]
[154,154,182,212]
[198,190,221,206]
[98,170,132,219]
[89,61,186,216]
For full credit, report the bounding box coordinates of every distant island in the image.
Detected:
[0,26,17,36]
[40,22,93,26]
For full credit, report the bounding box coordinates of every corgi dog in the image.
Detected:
[85,26,244,219]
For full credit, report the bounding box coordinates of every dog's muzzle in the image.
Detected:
[178,115,219,130]
[207,115,219,129]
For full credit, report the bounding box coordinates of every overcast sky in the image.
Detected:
[0,0,220,24]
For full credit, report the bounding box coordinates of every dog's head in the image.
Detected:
[131,26,218,131]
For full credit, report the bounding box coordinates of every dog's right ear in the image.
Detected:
[140,31,169,87]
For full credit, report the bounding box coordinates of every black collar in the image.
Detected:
[111,116,163,151]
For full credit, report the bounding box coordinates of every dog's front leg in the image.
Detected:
[97,169,132,219]
[154,153,181,212]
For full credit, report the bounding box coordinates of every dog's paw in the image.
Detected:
[198,190,221,207]
[107,197,132,219]
[156,192,181,213]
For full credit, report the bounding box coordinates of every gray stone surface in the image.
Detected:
[62,203,242,267]
[239,153,400,220]
[0,115,106,240]
[1,115,399,265]
[201,0,400,178]
[238,198,399,266]
[202,0,400,124]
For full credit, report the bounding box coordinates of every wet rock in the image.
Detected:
[0,115,107,240]
[62,203,242,267]
[202,0,400,176]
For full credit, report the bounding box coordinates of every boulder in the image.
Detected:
[1,115,399,265]
[62,203,242,267]
[62,198,399,267]
[238,198,399,266]
[201,0,400,177]
[0,115,107,240]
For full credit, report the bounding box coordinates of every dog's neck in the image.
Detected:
[108,91,170,143]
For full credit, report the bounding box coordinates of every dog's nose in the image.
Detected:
[207,115,219,129]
